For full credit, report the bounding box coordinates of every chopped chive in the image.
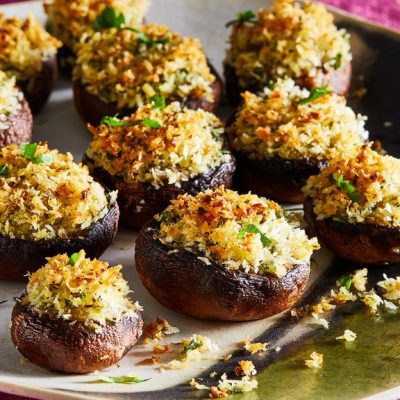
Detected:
[298,86,332,105]
[225,10,256,27]
[69,253,80,266]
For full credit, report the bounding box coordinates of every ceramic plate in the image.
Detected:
[0,1,399,399]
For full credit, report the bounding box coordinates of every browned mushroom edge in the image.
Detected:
[73,62,223,126]
[304,197,400,265]
[223,61,352,106]
[232,153,327,204]
[11,300,143,374]
[135,219,310,321]
[0,197,119,282]
[82,153,236,229]
[18,55,58,114]
[0,96,33,148]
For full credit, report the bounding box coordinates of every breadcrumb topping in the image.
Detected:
[0,14,61,81]
[74,24,215,109]
[229,79,368,161]
[155,188,319,278]
[142,317,180,344]
[86,102,231,188]
[225,0,351,89]
[336,329,357,342]
[21,250,141,330]
[304,145,400,227]
[44,0,150,51]
[0,72,22,130]
[242,339,268,354]
[377,274,400,301]
[0,143,112,241]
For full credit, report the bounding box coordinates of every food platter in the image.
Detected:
[0,0,399,399]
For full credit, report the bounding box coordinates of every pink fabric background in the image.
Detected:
[0,0,399,399]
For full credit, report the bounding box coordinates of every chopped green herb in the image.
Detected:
[182,337,203,355]
[237,224,272,247]
[150,94,166,110]
[93,6,125,30]
[337,175,362,202]
[101,115,161,129]
[0,165,9,176]
[33,153,53,165]
[225,10,256,27]
[69,253,80,266]
[99,376,150,384]
[332,53,342,69]
[20,143,37,160]
[211,130,221,139]
[339,274,352,290]
[298,86,332,105]
[123,27,169,46]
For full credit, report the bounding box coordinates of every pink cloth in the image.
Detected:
[0,0,398,399]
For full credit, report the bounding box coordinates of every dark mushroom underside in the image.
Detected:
[11,302,143,374]
[233,153,327,204]
[0,96,32,148]
[304,197,400,265]
[18,55,58,114]
[224,61,352,106]
[73,62,223,126]
[0,199,119,281]
[83,153,236,229]
[135,220,310,321]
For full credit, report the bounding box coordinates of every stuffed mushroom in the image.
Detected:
[0,71,32,147]
[84,101,235,229]
[0,143,119,281]
[303,145,400,265]
[0,14,61,113]
[44,0,150,75]
[227,79,368,204]
[224,0,352,105]
[135,187,319,321]
[73,23,222,125]
[11,250,143,373]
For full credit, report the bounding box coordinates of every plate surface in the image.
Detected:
[0,1,399,399]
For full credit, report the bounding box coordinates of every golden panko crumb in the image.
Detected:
[0,72,23,130]
[243,339,268,354]
[142,317,180,344]
[305,351,323,368]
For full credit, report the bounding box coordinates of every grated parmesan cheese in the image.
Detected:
[21,250,141,330]
[336,329,357,342]
[86,102,231,189]
[229,79,367,162]
[44,0,150,51]
[225,0,351,89]
[156,188,319,278]
[0,14,61,81]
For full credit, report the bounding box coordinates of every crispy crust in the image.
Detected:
[233,153,327,204]
[11,301,142,373]
[18,56,58,114]
[73,62,223,126]
[304,197,400,265]
[224,61,352,106]
[83,153,236,229]
[0,198,119,281]
[0,96,32,147]
[135,219,310,321]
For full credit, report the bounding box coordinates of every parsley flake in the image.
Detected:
[0,165,9,176]
[337,175,362,202]
[298,86,332,105]
[101,115,161,129]
[123,27,169,46]
[238,224,272,247]
[339,274,352,290]
[69,253,80,266]
[99,376,150,384]
[182,337,203,355]
[20,143,53,165]
[150,94,166,110]
[93,6,125,30]
[225,10,256,27]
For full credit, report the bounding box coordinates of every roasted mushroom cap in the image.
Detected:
[83,153,236,229]
[0,198,119,281]
[73,63,223,126]
[304,197,400,265]
[224,61,352,106]
[0,96,32,147]
[11,301,143,374]
[17,56,58,114]
[234,154,327,204]
[135,220,310,321]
